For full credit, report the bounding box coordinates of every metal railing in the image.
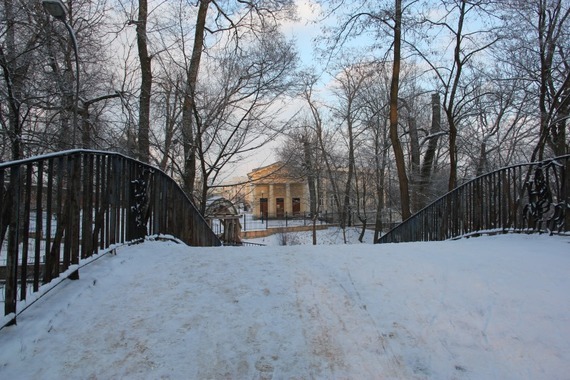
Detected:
[241,211,331,231]
[377,155,570,243]
[1,150,221,323]
[240,210,387,231]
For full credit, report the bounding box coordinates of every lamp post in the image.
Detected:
[42,0,80,148]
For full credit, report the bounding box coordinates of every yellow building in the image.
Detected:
[247,162,308,218]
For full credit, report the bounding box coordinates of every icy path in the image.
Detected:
[1,234,569,379]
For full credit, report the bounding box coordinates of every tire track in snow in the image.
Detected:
[293,263,410,379]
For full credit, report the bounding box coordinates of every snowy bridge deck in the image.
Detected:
[1,234,569,379]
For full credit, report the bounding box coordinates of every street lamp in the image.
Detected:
[42,0,80,148]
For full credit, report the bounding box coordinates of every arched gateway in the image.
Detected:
[205,197,242,245]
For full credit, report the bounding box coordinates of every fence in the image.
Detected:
[0,150,221,324]
[241,211,331,231]
[377,155,570,244]
[236,210,388,232]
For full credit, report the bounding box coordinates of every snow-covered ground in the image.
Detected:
[0,232,569,379]
[246,225,376,245]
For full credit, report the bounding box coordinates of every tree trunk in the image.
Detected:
[389,0,411,221]
[304,138,317,216]
[447,111,458,191]
[419,93,442,207]
[446,0,467,191]
[2,0,21,160]
[159,86,177,171]
[182,0,210,199]
[476,141,487,176]
[342,115,355,240]
[358,217,367,243]
[356,171,367,243]
[303,137,319,245]
[374,119,389,242]
[408,111,421,212]
[136,0,152,163]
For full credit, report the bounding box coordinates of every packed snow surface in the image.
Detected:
[0,233,569,379]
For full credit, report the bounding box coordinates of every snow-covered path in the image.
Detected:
[1,234,569,379]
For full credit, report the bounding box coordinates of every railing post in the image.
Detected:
[560,158,570,231]
[44,159,53,283]
[68,154,81,280]
[5,165,21,322]
[49,155,65,281]
[62,156,72,272]
[81,154,94,259]
[20,164,33,299]
[33,161,44,292]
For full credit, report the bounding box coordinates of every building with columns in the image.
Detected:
[247,162,308,218]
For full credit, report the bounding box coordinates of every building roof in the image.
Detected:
[247,161,302,184]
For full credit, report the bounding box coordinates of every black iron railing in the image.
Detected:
[1,150,221,323]
[240,210,389,231]
[377,155,570,243]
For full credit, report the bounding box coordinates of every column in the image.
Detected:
[285,183,291,214]
[269,184,275,216]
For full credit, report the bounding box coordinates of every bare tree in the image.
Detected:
[277,125,322,244]
[2,0,108,158]
[301,72,344,227]
[0,0,48,160]
[319,0,416,220]
[358,64,391,241]
[461,64,536,175]
[409,0,500,191]
[498,0,569,159]
[152,67,185,172]
[330,61,371,241]
[176,0,295,201]
[192,27,297,213]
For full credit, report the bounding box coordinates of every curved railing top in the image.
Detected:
[377,154,570,244]
[2,149,152,169]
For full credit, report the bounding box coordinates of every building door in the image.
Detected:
[260,198,268,218]
[276,198,284,218]
[292,198,301,215]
